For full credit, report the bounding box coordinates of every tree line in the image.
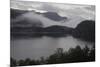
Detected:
[11,45,95,67]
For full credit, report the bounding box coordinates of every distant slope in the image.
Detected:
[42,12,67,21]
[45,25,73,33]
[11,25,74,38]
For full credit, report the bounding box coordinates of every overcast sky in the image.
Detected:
[11,0,95,28]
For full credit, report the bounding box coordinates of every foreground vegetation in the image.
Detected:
[11,45,95,67]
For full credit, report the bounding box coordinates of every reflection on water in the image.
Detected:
[11,36,94,60]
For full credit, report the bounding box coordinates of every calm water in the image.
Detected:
[11,36,94,60]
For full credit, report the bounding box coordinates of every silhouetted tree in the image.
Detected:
[18,59,25,66]
[10,58,17,67]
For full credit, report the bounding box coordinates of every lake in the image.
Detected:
[11,36,94,61]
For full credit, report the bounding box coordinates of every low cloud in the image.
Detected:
[11,0,95,28]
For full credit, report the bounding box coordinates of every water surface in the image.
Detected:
[11,36,93,60]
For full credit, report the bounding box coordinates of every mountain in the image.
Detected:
[11,8,44,28]
[44,25,73,33]
[10,9,71,38]
[11,25,74,38]
[10,8,95,41]
[10,8,28,18]
[11,17,43,27]
[11,8,86,28]
[73,20,95,42]
[11,8,69,28]
[42,12,67,21]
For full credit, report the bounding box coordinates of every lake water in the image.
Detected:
[11,36,94,60]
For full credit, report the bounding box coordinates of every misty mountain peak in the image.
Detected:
[42,12,67,21]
